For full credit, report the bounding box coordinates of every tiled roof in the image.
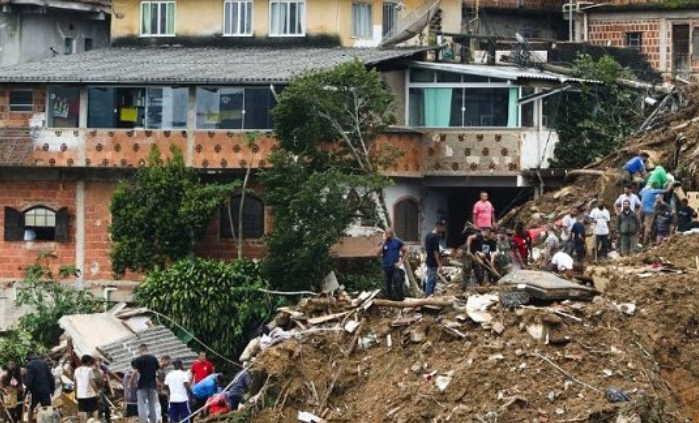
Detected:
[99,325,197,374]
[0,46,428,84]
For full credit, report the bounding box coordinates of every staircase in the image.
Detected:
[0,127,33,166]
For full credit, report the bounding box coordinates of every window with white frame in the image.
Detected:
[382,2,398,37]
[352,3,372,39]
[224,0,253,36]
[141,1,175,36]
[407,68,519,128]
[269,0,304,36]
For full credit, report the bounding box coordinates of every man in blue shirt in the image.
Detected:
[423,219,446,296]
[623,152,649,181]
[378,228,406,300]
[640,186,670,245]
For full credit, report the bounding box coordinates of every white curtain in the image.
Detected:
[352,3,371,39]
[270,2,287,35]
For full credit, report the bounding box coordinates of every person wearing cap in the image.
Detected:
[423,219,446,296]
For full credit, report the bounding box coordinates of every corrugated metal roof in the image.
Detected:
[0,46,428,84]
[99,325,197,374]
[409,61,598,83]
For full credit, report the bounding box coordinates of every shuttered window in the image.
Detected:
[220,195,265,239]
[394,198,419,242]
[4,206,69,242]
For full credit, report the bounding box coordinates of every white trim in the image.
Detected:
[268,0,306,37]
[139,0,176,37]
[223,0,254,37]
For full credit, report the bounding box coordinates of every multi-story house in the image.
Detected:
[576,0,699,80]
[0,0,582,295]
[0,0,111,66]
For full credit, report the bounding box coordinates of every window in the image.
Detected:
[224,0,253,36]
[146,87,188,129]
[220,195,264,239]
[9,90,33,112]
[196,86,276,130]
[64,37,75,54]
[141,1,175,36]
[407,69,515,128]
[84,38,93,51]
[87,86,187,129]
[626,32,642,50]
[4,206,69,242]
[269,0,304,36]
[352,3,372,39]
[382,2,398,37]
[520,87,534,128]
[394,198,419,242]
[48,86,80,128]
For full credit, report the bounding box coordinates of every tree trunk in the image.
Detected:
[237,163,252,260]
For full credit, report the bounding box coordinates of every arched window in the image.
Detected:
[394,198,419,242]
[4,206,69,242]
[220,195,265,239]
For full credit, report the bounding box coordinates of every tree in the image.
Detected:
[16,260,99,348]
[272,59,401,224]
[549,54,646,168]
[135,257,277,361]
[110,145,237,276]
[261,61,398,290]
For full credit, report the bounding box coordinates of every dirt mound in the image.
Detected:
[630,232,699,270]
[238,265,698,422]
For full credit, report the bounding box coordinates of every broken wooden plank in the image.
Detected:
[372,297,457,308]
[306,311,351,326]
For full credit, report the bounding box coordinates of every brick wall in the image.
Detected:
[587,18,662,69]
[0,180,76,279]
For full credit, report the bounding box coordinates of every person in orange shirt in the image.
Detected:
[190,352,215,384]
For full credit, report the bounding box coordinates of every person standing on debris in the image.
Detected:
[677,198,699,232]
[123,369,139,423]
[423,219,446,295]
[493,229,514,276]
[622,152,649,182]
[24,354,54,423]
[157,355,172,423]
[163,360,191,423]
[617,199,640,256]
[640,185,671,245]
[74,355,100,419]
[472,191,496,230]
[130,344,160,423]
[570,210,587,260]
[191,352,215,385]
[541,224,560,263]
[614,184,642,215]
[560,208,577,254]
[377,228,406,300]
[511,223,532,269]
[652,195,675,244]
[465,227,497,285]
[1,360,24,423]
[589,202,611,259]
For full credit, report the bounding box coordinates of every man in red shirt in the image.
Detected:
[191,352,215,384]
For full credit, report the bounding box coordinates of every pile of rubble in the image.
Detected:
[232,250,698,422]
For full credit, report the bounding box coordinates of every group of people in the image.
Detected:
[378,161,699,296]
[0,348,234,423]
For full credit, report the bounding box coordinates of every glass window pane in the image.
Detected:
[408,88,424,127]
[48,86,80,128]
[244,87,275,129]
[245,2,252,33]
[150,4,158,34]
[196,87,243,129]
[147,87,188,129]
[410,69,434,82]
[88,87,117,128]
[449,88,463,127]
[464,88,509,127]
[141,3,150,34]
[224,2,231,34]
[298,2,304,33]
[9,90,33,112]
[462,74,490,83]
[289,2,297,34]
[232,2,239,33]
[159,3,167,34]
[521,87,534,128]
[166,3,175,34]
[436,71,461,82]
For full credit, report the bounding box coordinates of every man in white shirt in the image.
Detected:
[560,208,577,254]
[74,355,100,419]
[588,202,611,259]
[550,250,574,273]
[163,360,191,423]
[614,185,642,215]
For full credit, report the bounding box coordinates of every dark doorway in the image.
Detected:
[443,187,533,247]
[672,24,690,75]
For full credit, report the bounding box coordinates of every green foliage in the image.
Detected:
[549,54,645,169]
[135,258,277,360]
[261,152,388,291]
[110,145,237,276]
[272,59,397,171]
[15,263,100,348]
[335,258,383,292]
[0,330,43,364]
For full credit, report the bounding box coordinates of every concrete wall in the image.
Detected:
[111,0,461,47]
[0,10,109,66]
[520,128,557,169]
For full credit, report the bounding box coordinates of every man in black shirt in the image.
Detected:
[423,219,446,296]
[25,355,54,423]
[130,344,160,423]
[677,198,699,232]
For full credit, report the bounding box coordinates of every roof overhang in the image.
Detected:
[408,61,599,84]
[0,0,111,13]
